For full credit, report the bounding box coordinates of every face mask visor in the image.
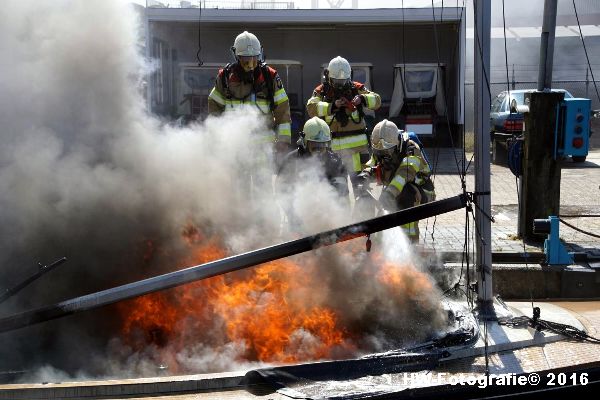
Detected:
[373,147,396,165]
[239,55,258,72]
[306,140,330,154]
[330,77,350,90]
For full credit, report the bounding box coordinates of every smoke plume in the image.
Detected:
[0,0,448,383]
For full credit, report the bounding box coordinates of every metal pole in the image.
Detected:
[0,195,466,334]
[511,64,516,90]
[519,0,561,241]
[537,0,557,91]
[586,68,589,98]
[0,258,67,305]
[474,0,492,304]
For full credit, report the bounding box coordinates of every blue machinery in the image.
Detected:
[554,97,591,160]
[533,216,574,266]
[507,97,591,177]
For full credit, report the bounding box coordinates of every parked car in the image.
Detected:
[489,89,597,164]
[490,89,574,136]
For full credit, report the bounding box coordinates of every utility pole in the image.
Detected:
[518,0,562,241]
[537,0,557,92]
[473,0,493,308]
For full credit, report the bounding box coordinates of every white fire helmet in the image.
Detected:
[327,56,351,80]
[302,117,331,152]
[232,31,262,57]
[371,119,407,152]
[326,56,351,89]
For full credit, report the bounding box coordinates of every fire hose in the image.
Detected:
[0,194,466,333]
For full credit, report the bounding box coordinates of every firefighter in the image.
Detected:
[276,117,349,232]
[358,119,435,242]
[278,117,348,197]
[208,31,291,209]
[306,56,381,192]
[208,31,292,152]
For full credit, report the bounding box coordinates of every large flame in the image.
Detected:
[117,225,355,369]
[116,225,444,372]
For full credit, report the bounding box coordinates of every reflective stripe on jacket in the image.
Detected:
[380,140,434,205]
[208,64,292,144]
[306,81,381,150]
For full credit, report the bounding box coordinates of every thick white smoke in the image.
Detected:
[0,0,448,383]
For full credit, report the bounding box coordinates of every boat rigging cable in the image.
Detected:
[431,0,464,181]
[429,2,501,375]
[430,0,480,311]
[401,0,407,103]
[425,0,471,250]
[558,218,600,239]
[499,0,599,348]
[429,0,480,314]
[402,0,439,247]
[499,307,600,344]
[498,0,536,316]
[573,0,600,104]
[502,0,510,100]
[561,0,600,240]
[426,0,466,247]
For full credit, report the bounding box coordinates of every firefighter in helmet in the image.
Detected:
[278,117,348,198]
[359,119,435,242]
[306,56,381,192]
[208,31,292,151]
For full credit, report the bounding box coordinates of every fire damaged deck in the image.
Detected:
[1,301,598,399]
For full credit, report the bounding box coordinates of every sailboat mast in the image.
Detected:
[473,0,493,304]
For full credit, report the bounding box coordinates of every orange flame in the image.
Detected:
[117,225,354,368]
[117,225,444,372]
[213,260,349,362]
[377,261,436,298]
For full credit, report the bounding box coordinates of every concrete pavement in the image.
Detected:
[416,147,600,298]
[418,147,600,254]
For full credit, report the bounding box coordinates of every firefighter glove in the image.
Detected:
[352,95,364,106]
